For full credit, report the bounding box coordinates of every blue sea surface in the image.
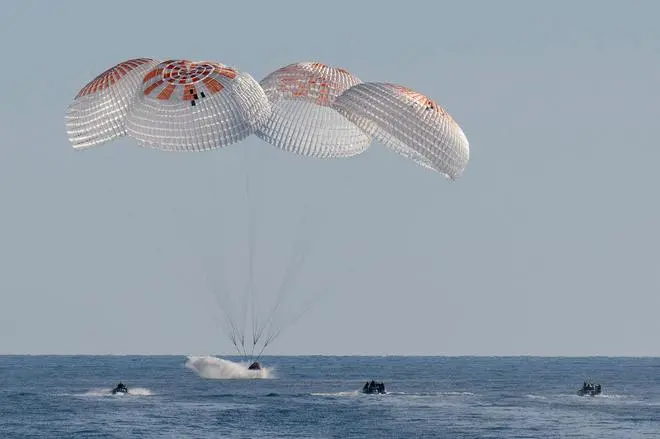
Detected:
[1,356,659,438]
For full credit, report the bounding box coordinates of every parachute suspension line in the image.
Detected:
[256,278,313,362]
[254,280,321,363]
[254,239,307,347]
[220,305,245,358]
[252,202,316,354]
[198,264,247,359]
[168,203,248,359]
[206,167,251,362]
[196,257,245,358]
[254,264,348,364]
[242,145,259,363]
[254,247,354,364]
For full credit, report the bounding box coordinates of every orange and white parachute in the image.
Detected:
[65,58,161,149]
[255,62,372,158]
[125,60,271,152]
[66,59,471,179]
[332,82,470,179]
[65,58,271,152]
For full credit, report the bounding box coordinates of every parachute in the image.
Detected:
[255,62,372,158]
[65,58,470,178]
[66,58,161,149]
[65,57,472,363]
[125,60,271,152]
[332,82,470,179]
[66,58,271,152]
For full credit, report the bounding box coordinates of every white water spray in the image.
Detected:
[185,355,274,379]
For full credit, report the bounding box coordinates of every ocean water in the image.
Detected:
[1,356,659,438]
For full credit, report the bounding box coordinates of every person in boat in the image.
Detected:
[578,381,601,396]
[112,382,128,394]
[362,381,372,393]
[248,361,261,370]
[362,380,386,394]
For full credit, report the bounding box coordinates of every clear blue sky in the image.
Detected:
[1,0,659,356]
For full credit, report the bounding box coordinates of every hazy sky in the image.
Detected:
[1,0,659,356]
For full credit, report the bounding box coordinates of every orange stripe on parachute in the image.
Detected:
[156,83,176,100]
[183,84,197,100]
[143,79,164,96]
[202,77,224,94]
[143,68,163,83]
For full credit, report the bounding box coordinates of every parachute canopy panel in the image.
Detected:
[66,58,161,149]
[125,60,271,152]
[256,62,372,159]
[332,82,470,179]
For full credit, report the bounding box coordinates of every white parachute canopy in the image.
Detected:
[66,58,161,149]
[125,60,272,151]
[255,62,372,159]
[332,82,470,179]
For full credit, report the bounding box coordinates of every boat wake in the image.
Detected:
[311,391,361,397]
[72,387,154,397]
[524,392,655,407]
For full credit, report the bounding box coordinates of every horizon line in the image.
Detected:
[2,353,659,358]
